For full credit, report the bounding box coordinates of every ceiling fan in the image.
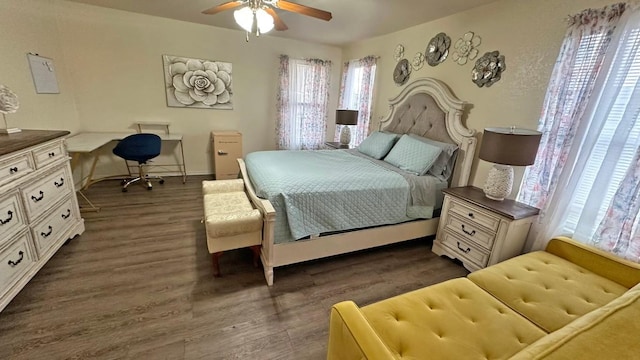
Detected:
[202,0,332,38]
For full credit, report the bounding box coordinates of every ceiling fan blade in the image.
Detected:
[202,1,244,15]
[265,8,288,31]
[275,0,332,21]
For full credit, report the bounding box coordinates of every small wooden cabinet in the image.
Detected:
[211,131,242,180]
[432,186,539,272]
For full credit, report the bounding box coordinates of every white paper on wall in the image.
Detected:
[27,53,60,94]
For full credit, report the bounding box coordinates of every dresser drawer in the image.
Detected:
[444,214,496,250]
[0,151,35,188]
[440,231,490,268]
[31,196,77,256]
[448,198,500,231]
[21,166,72,220]
[0,192,28,246]
[0,232,37,295]
[32,140,66,169]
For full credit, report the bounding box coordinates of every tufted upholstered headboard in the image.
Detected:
[379,78,477,187]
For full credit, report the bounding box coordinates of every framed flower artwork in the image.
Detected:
[162,55,233,110]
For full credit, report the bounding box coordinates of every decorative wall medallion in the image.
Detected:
[472,51,506,88]
[163,55,233,109]
[393,44,405,62]
[426,32,451,66]
[452,32,481,65]
[411,52,425,71]
[393,59,411,86]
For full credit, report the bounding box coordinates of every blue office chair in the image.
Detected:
[112,133,164,192]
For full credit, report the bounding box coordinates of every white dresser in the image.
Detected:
[0,130,85,312]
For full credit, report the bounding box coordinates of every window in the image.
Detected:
[336,56,378,146]
[276,55,331,150]
[564,27,640,239]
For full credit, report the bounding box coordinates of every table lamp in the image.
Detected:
[479,127,542,201]
[336,110,358,146]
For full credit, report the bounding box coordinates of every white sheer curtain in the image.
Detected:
[519,4,640,257]
[335,56,377,146]
[276,55,332,150]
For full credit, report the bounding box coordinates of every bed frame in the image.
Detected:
[238,77,477,286]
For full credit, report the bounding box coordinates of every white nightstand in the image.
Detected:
[324,142,351,150]
[432,186,539,272]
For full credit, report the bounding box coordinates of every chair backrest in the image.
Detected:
[112,133,162,163]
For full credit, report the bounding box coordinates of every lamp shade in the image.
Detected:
[336,110,358,125]
[479,127,542,166]
[234,7,254,32]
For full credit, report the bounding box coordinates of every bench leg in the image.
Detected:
[212,252,223,277]
[250,245,261,268]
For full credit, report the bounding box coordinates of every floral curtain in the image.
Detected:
[515,3,627,250]
[593,145,640,262]
[335,56,378,146]
[276,55,332,150]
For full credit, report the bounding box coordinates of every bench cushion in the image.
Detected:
[361,278,546,360]
[468,251,628,333]
[204,191,262,238]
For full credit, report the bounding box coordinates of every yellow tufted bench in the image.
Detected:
[327,236,640,359]
[202,179,262,276]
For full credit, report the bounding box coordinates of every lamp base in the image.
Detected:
[483,164,513,201]
[0,127,21,134]
[339,126,351,146]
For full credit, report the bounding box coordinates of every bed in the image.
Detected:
[238,78,477,285]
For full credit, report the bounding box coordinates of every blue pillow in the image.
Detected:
[357,131,400,159]
[408,134,458,180]
[383,134,442,175]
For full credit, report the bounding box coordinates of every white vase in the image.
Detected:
[483,164,513,201]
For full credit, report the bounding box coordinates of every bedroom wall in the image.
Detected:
[0,0,80,133]
[342,0,614,198]
[0,0,342,178]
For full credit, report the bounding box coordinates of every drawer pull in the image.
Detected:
[40,225,53,238]
[0,210,12,225]
[48,152,56,158]
[217,150,228,156]
[62,209,71,219]
[31,191,44,202]
[461,224,476,236]
[468,212,474,218]
[457,242,471,254]
[7,251,24,267]
[54,178,65,188]
[9,166,18,174]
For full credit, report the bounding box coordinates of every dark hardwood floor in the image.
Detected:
[0,175,468,360]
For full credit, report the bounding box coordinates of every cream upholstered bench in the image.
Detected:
[202,179,262,276]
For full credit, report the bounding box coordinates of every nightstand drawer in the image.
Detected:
[448,198,500,231]
[440,232,490,268]
[444,214,495,250]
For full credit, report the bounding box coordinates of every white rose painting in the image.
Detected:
[163,55,233,110]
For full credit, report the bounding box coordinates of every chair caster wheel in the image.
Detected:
[121,179,127,185]
[159,179,165,184]
[147,186,153,190]
[122,188,128,192]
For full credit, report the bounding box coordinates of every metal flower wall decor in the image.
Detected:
[452,32,481,65]
[163,55,233,110]
[472,51,506,88]
[426,32,451,67]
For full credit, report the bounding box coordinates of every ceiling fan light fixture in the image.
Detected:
[233,7,254,32]
[255,8,274,33]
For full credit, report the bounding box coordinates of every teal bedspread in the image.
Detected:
[245,150,446,244]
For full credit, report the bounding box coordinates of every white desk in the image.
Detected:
[66,132,187,191]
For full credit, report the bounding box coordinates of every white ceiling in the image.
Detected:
[64,0,498,46]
